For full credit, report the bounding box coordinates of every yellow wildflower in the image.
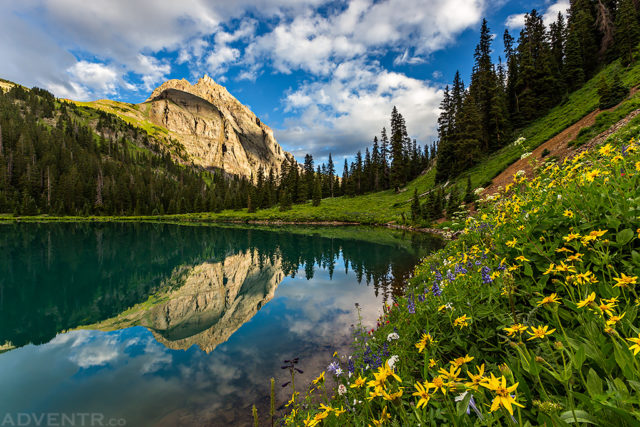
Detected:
[585,169,602,182]
[319,403,333,414]
[598,299,616,316]
[313,411,328,422]
[438,365,462,382]
[537,293,561,306]
[427,375,448,395]
[563,232,581,242]
[543,263,556,275]
[555,261,577,273]
[527,325,556,340]
[415,333,435,353]
[453,314,471,329]
[563,209,574,218]
[412,382,431,409]
[515,255,530,262]
[566,252,584,262]
[627,333,640,356]
[572,271,597,285]
[382,388,403,401]
[350,376,366,388]
[504,323,528,337]
[429,359,438,368]
[606,312,625,326]
[555,247,573,253]
[577,292,596,308]
[369,406,391,427]
[598,143,613,156]
[465,363,485,390]
[334,406,346,417]
[303,414,319,427]
[312,371,325,385]
[481,373,525,415]
[506,238,518,248]
[613,273,637,288]
[451,354,474,368]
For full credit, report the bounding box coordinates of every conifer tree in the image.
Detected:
[410,188,421,222]
[389,106,406,191]
[615,0,640,64]
[312,176,322,207]
[327,153,335,197]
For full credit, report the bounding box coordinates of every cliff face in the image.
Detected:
[142,250,283,352]
[143,75,293,178]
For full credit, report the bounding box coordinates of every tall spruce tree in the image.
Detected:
[389,107,406,191]
[615,0,640,64]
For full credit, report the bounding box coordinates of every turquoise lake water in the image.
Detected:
[0,223,441,426]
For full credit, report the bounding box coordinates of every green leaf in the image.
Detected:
[586,369,603,397]
[456,391,473,417]
[616,228,634,246]
[573,344,586,370]
[559,410,598,424]
[524,262,533,277]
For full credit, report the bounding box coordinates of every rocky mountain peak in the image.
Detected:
[143,77,293,178]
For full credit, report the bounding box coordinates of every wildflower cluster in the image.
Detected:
[282,134,640,425]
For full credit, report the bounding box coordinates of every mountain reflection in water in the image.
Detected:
[0,223,441,426]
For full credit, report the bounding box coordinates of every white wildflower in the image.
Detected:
[520,152,532,160]
[386,332,399,342]
[515,170,526,178]
[474,187,485,196]
[387,355,400,370]
[455,391,469,402]
[338,384,347,395]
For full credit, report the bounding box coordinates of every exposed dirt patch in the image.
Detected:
[483,87,639,196]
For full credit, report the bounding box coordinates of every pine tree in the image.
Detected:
[380,127,390,188]
[569,0,598,78]
[615,0,640,64]
[389,106,406,191]
[279,190,292,211]
[327,153,335,197]
[564,28,585,90]
[410,188,421,221]
[312,176,322,207]
[371,137,380,191]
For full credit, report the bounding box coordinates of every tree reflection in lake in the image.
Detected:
[0,223,442,426]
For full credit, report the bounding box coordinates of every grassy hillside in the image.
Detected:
[156,58,640,225]
[282,101,640,426]
[2,58,639,224]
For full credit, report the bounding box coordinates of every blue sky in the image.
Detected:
[0,0,568,162]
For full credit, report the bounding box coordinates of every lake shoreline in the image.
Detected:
[0,214,452,237]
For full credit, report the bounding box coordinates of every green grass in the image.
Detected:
[571,92,640,146]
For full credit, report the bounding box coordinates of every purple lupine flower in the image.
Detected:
[347,358,354,374]
[481,266,492,284]
[455,264,468,275]
[446,270,455,282]
[432,283,442,296]
[382,342,390,357]
[407,294,415,314]
[434,270,443,282]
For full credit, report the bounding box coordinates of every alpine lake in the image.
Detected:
[0,222,443,426]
